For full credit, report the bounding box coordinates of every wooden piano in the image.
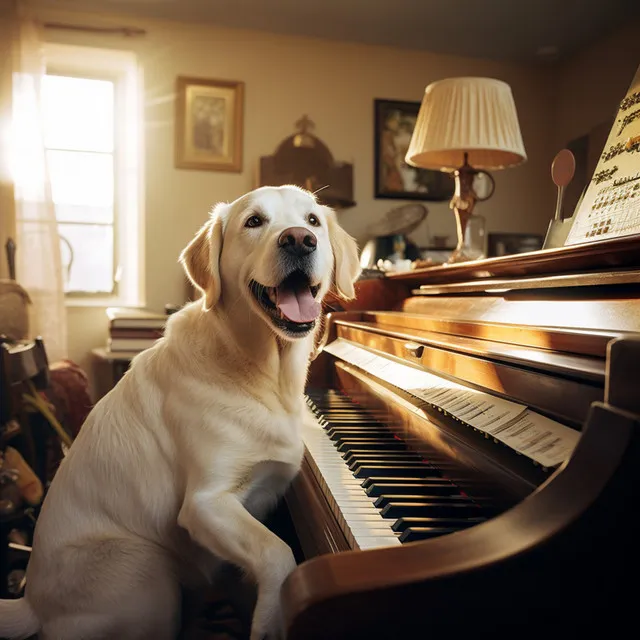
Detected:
[279,235,640,638]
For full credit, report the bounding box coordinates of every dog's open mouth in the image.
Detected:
[249,271,321,334]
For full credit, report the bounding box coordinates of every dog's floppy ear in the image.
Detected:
[180,208,224,311]
[324,206,361,300]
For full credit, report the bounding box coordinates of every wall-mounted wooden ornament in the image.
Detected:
[257,115,355,209]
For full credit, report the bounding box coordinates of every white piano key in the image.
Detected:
[354,536,403,550]
[302,414,401,550]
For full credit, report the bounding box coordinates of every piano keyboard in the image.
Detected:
[304,388,497,550]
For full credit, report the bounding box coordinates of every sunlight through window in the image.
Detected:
[42,74,116,294]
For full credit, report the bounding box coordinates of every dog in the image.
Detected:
[0,185,361,640]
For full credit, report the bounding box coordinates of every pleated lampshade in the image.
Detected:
[405,77,527,171]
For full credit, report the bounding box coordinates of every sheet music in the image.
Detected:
[565,64,640,245]
[323,338,579,467]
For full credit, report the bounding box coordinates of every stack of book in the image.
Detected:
[106,307,167,353]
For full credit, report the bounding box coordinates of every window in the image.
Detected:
[42,44,143,304]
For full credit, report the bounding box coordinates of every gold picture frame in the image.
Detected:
[175,76,244,172]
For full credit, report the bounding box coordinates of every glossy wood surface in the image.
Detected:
[403,293,640,333]
[386,234,640,286]
[361,310,624,357]
[323,276,410,312]
[337,317,606,380]
[282,239,640,639]
[412,268,640,294]
[335,323,600,426]
[283,399,639,639]
[283,339,640,639]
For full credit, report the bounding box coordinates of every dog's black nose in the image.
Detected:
[278,226,317,257]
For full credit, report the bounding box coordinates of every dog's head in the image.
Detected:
[180,185,361,340]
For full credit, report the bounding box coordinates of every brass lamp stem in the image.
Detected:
[448,153,478,263]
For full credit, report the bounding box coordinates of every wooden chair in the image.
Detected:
[0,337,50,598]
[0,337,50,473]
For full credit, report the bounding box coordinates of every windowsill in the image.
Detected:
[65,296,146,309]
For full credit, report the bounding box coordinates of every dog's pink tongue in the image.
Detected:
[276,283,321,323]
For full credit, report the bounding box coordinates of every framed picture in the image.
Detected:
[175,76,244,172]
[374,99,454,201]
[487,233,544,257]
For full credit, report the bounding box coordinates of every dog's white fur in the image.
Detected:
[0,186,360,640]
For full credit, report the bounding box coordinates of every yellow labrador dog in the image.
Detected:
[0,185,360,640]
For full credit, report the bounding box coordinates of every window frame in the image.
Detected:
[43,43,144,307]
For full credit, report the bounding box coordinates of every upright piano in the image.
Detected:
[280,235,640,638]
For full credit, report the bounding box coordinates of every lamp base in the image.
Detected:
[448,247,475,264]
[448,210,487,264]
[446,157,491,264]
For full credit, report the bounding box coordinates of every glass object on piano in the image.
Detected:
[462,213,486,260]
[405,77,527,263]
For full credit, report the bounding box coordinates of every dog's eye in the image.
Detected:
[307,214,321,227]
[245,215,263,228]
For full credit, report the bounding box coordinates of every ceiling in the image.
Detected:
[33,0,640,63]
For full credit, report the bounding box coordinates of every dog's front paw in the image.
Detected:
[249,596,284,640]
[250,546,296,640]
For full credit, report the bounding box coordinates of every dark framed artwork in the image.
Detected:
[487,233,544,257]
[374,99,454,201]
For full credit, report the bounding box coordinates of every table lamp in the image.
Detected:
[405,77,527,263]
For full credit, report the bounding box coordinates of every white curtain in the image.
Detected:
[2,0,67,362]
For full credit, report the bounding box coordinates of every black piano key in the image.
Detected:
[332,433,398,441]
[374,494,478,509]
[337,441,408,452]
[380,502,485,519]
[334,439,397,448]
[320,417,375,423]
[345,451,423,461]
[343,453,419,464]
[326,424,388,432]
[353,464,440,479]
[332,434,398,444]
[342,448,420,457]
[326,423,390,429]
[308,388,498,547]
[318,409,369,415]
[323,417,383,421]
[346,455,423,470]
[365,482,460,497]
[327,426,391,433]
[334,441,401,451]
[338,434,406,442]
[316,406,380,412]
[325,420,384,437]
[392,516,487,533]
[361,476,445,489]
[399,527,459,543]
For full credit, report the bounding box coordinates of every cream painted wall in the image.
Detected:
[554,20,640,150]
[29,8,562,396]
